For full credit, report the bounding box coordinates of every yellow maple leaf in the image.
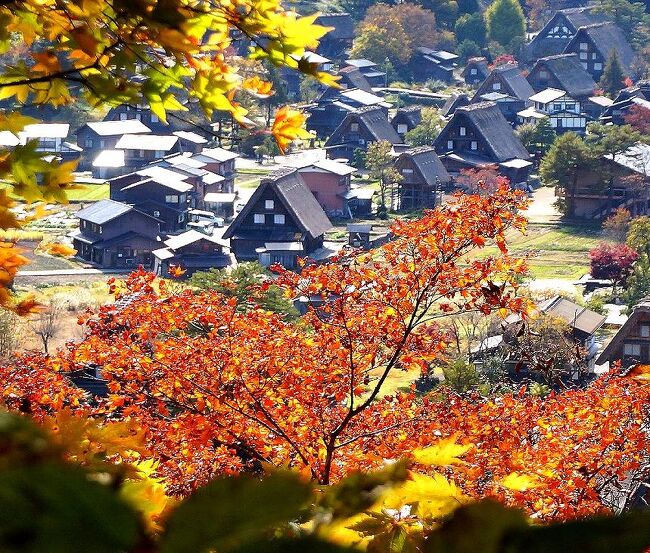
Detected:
[39,241,76,258]
[411,436,472,467]
[271,106,312,153]
[243,76,274,98]
[499,473,541,492]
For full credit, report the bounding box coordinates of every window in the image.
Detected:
[624,343,641,356]
[470,141,478,151]
[397,124,408,134]
[641,325,650,338]
[135,113,142,121]
[165,195,179,203]
[459,126,466,136]
[178,213,185,223]
[447,140,454,150]
[581,62,587,70]
[274,214,285,224]
[492,82,501,90]
[470,68,477,75]
[155,150,165,158]
[265,199,274,209]
[579,42,588,51]
[402,168,413,175]
[119,113,128,121]
[579,51,588,60]
[539,70,548,79]
[350,122,359,132]
[591,53,597,60]
[594,62,602,71]
[566,102,576,111]
[85,139,93,148]
[254,213,265,224]
[151,113,159,123]
[153,210,160,218]
[553,103,562,112]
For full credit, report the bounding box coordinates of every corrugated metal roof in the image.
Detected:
[75,199,133,224]
[116,134,178,151]
[86,120,152,136]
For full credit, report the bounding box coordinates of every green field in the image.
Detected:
[472,224,608,281]
[67,184,109,201]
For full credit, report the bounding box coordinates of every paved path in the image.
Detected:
[18,268,129,276]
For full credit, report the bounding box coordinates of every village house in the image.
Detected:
[343,59,386,87]
[325,106,403,162]
[190,147,238,193]
[282,51,332,97]
[222,168,331,268]
[204,192,237,220]
[76,119,152,170]
[393,146,451,211]
[115,134,181,172]
[517,88,588,134]
[562,22,635,82]
[441,93,470,118]
[337,66,373,93]
[462,57,489,86]
[472,296,605,377]
[71,199,162,269]
[527,54,597,100]
[18,123,69,152]
[409,48,459,84]
[113,173,192,234]
[296,159,356,218]
[391,107,422,141]
[471,63,535,107]
[525,6,607,62]
[103,104,173,134]
[313,13,354,59]
[152,229,234,277]
[601,81,650,125]
[434,102,532,185]
[476,92,525,125]
[597,299,650,368]
[173,131,208,154]
[556,142,650,219]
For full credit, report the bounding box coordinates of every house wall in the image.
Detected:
[78,210,160,242]
[435,113,493,161]
[565,34,606,81]
[605,311,650,367]
[104,104,169,133]
[327,118,381,161]
[299,170,350,215]
[527,64,566,93]
[463,64,487,86]
[394,156,435,210]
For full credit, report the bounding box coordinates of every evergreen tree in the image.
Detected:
[599,51,626,96]
[457,0,479,14]
[456,39,482,64]
[455,13,487,47]
[485,0,526,50]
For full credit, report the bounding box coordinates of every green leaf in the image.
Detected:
[230,536,358,553]
[425,499,528,553]
[160,471,312,553]
[368,527,421,553]
[0,463,139,553]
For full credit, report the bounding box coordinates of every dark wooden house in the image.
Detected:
[434,102,532,185]
[325,106,403,162]
[393,146,451,211]
[103,104,174,134]
[525,6,607,62]
[441,93,470,118]
[191,147,238,193]
[71,199,162,269]
[597,299,650,368]
[153,229,233,277]
[477,92,526,125]
[117,176,192,233]
[314,13,354,59]
[562,22,635,82]
[409,48,458,84]
[391,107,422,140]
[527,54,597,99]
[555,143,650,219]
[471,64,534,105]
[601,81,650,125]
[461,57,489,86]
[76,120,152,170]
[222,168,331,268]
[338,66,373,93]
[297,159,356,218]
[343,59,386,87]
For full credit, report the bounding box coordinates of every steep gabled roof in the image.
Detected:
[445,102,530,162]
[76,199,135,224]
[326,106,402,147]
[20,123,69,139]
[539,296,606,335]
[164,229,228,250]
[397,146,450,185]
[391,107,422,128]
[223,168,331,240]
[474,64,534,102]
[85,120,151,136]
[561,6,607,30]
[195,147,239,163]
[597,299,650,364]
[441,93,470,117]
[529,54,597,97]
[461,57,489,79]
[338,66,373,92]
[565,22,635,71]
[314,13,354,41]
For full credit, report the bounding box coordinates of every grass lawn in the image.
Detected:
[470,224,608,282]
[67,184,109,201]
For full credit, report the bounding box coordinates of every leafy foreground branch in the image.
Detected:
[1,410,649,553]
